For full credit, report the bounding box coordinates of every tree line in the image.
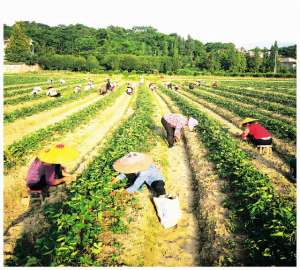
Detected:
[4,21,296,75]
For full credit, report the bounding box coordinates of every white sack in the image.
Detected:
[153,194,181,229]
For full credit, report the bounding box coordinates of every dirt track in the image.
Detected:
[117,89,200,266]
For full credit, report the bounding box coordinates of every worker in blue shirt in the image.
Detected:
[113,152,166,196]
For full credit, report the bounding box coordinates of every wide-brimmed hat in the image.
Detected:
[188,117,198,129]
[241,117,258,126]
[113,152,153,173]
[38,144,79,164]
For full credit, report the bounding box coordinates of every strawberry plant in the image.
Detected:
[4,86,124,170]
[7,87,157,266]
[4,86,98,123]
[195,87,296,119]
[206,85,296,107]
[186,88,296,142]
[4,79,80,97]
[161,86,296,266]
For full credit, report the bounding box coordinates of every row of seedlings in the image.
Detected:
[7,87,157,266]
[160,87,296,266]
[4,86,124,170]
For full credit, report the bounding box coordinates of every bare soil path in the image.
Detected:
[4,93,102,146]
[117,88,248,266]
[117,90,201,266]
[157,90,248,265]
[4,93,134,261]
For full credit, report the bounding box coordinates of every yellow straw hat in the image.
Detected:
[38,144,79,164]
[241,117,258,127]
[113,152,153,174]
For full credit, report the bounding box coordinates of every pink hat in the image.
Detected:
[188,117,198,129]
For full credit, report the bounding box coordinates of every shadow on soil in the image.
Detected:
[4,188,67,266]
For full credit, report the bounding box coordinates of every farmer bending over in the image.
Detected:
[240,118,272,146]
[113,152,166,197]
[166,82,173,89]
[26,144,79,198]
[32,86,42,95]
[74,85,81,94]
[106,79,113,92]
[212,81,218,88]
[126,83,134,95]
[46,86,60,97]
[161,113,198,148]
[149,83,156,91]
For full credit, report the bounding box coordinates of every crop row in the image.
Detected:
[4,79,81,97]
[185,88,296,142]
[3,80,90,106]
[181,88,295,126]
[7,87,156,266]
[193,87,296,119]
[223,82,296,96]
[4,88,98,123]
[206,85,296,107]
[4,75,54,86]
[4,87,124,170]
[4,85,74,105]
[160,87,296,266]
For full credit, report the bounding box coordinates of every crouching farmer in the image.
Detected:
[113,152,166,197]
[240,118,272,146]
[26,144,79,204]
[161,113,198,148]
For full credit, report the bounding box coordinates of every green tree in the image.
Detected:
[246,47,262,72]
[86,55,99,71]
[5,22,32,62]
[269,41,279,73]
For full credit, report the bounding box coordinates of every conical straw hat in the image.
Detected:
[241,117,258,126]
[113,152,153,173]
[38,144,79,164]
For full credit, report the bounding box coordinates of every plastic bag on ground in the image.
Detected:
[153,194,181,229]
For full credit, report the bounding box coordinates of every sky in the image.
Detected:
[1,0,299,49]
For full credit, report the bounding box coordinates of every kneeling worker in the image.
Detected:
[161,113,198,148]
[240,118,272,146]
[113,152,166,196]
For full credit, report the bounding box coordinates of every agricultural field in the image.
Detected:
[3,71,296,266]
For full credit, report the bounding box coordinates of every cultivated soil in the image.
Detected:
[4,93,103,146]
[3,93,134,262]
[176,90,296,200]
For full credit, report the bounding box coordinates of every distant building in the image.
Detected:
[238,47,247,53]
[248,50,264,58]
[278,57,296,69]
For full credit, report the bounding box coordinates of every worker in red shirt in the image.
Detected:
[240,118,272,146]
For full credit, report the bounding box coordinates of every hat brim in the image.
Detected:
[113,153,153,173]
[241,118,258,126]
[38,146,79,164]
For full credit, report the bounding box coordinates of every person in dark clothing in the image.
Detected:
[290,157,296,181]
[188,83,195,89]
[106,79,112,91]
